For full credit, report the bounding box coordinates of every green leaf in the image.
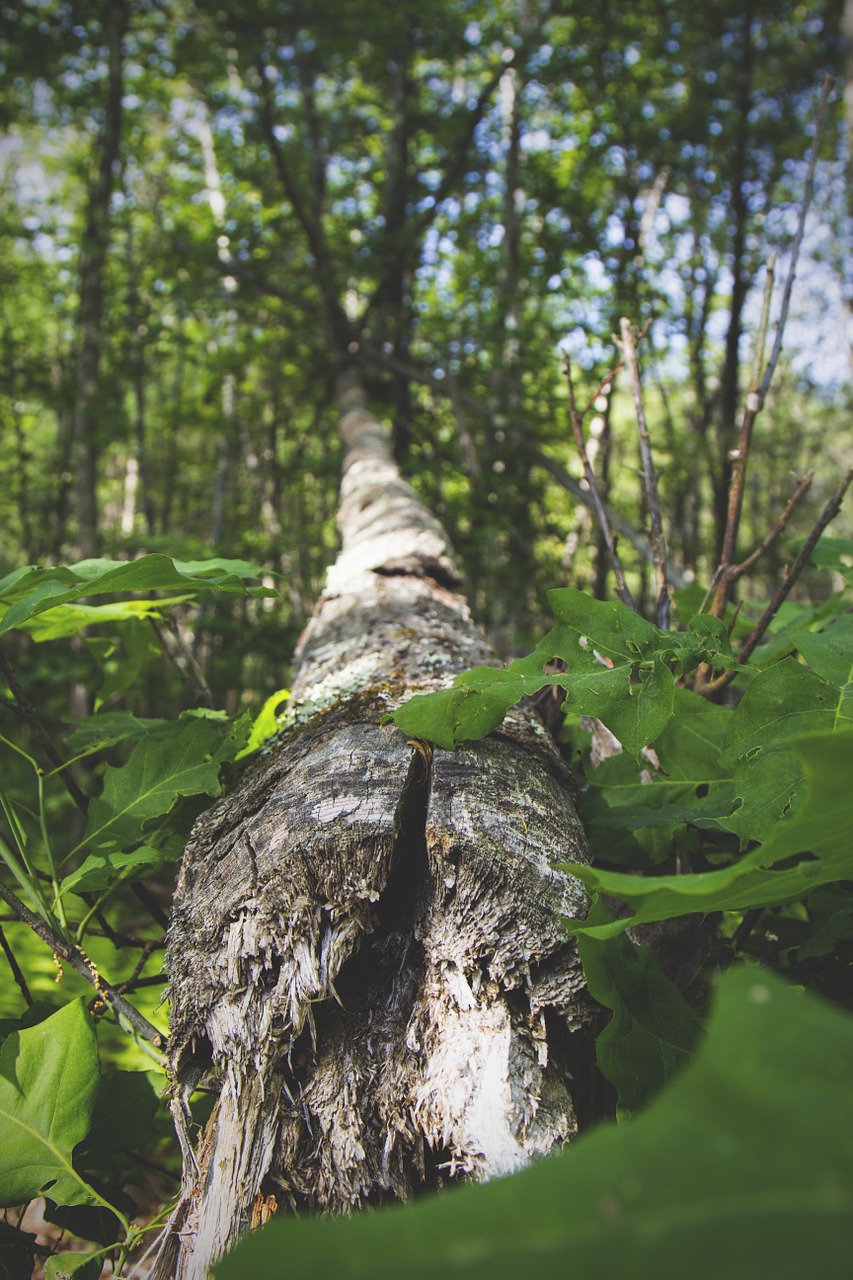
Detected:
[576,903,704,1116]
[799,887,853,961]
[390,591,725,755]
[44,1252,103,1280]
[561,655,673,758]
[790,611,853,694]
[0,554,275,637]
[794,533,853,582]
[60,847,170,896]
[0,1001,100,1209]
[210,708,253,764]
[574,689,736,865]
[565,727,853,939]
[722,657,844,762]
[546,587,660,658]
[215,968,853,1280]
[19,597,189,642]
[717,658,849,843]
[236,690,291,758]
[78,1070,160,1165]
[77,718,222,856]
[64,713,174,755]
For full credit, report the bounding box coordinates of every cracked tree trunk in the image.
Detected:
[150,366,592,1280]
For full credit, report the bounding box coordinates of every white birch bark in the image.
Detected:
[149,367,591,1280]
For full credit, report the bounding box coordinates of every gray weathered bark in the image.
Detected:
[150,366,591,1280]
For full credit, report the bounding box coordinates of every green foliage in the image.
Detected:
[391,555,853,1161]
[389,589,734,755]
[569,727,852,938]
[1,0,849,1271]
[77,717,223,856]
[0,555,276,1272]
[575,902,704,1116]
[216,968,853,1279]
[236,687,291,759]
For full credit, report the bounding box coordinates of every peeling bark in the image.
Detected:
[151,367,592,1280]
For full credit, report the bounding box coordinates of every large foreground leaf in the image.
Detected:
[0,1001,100,1209]
[216,967,853,1279]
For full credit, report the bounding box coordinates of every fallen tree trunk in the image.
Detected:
[151,366,592,1280]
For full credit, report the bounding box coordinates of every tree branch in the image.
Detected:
[702,466,853,695]
[729,473,813,581]
[254,58,352,351]
[0,878,166,1049]
[564,351,635,611]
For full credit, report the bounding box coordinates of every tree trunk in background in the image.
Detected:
[841,0,853,367]
[151,365,592,1280]
[714,11,753,560]
[72,0,128,559]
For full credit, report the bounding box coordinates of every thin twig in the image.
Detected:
[563,351,636,610]
[150,618,213,707]
[759,75,833,402]
[618,317,670,627]
[702,466,853,695]
[117,971,167,993]
[0,648,88,813]
[0,878,166,1049]
[692,258,776,692]
[581,358,625,419]
[117,939,158,991]
[729,473,813,580]
[697,76,833,676]
[130,879,169,930]
[712,259,777,604]
[0,919,32,1004]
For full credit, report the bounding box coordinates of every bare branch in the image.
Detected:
[712,257,777,605]
[582,359,626,419]
[564,352,635,611]
[0,920,32,1005]
[0,878,166,1050]
[702,466,853,695]
[729,472,813,581]
[693,259,776,692]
